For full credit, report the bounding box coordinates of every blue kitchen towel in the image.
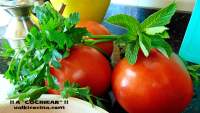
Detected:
[179,0,200,64]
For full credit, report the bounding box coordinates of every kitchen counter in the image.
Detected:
[0,3,199,113]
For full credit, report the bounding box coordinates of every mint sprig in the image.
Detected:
[106,2,176,64]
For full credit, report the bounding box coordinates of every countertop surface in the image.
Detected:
[0,3,199,113]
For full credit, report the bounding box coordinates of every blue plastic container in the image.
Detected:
[179,0,200,64]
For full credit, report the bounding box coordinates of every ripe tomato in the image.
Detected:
[50,45,112,96]
[77,21,113,56]
[112,49,193,113]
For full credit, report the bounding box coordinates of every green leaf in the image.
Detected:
[64,12,80,30]
[187,65,200,72]
[68,28,88,44]
[34,2,63,30]
[51,59,61,69]
[158,31,170,39]
[43,50,52,63]
[52,49,63,59]
[63,51,70,58]
[151,38,173,58]
[96,98,105,109]
[47,73,60,90]
[0,39,15,57]
[9,86,48,101]
[45,30,73,49]
[187,64,200,87]
[141,2,176,28]
[34,49,46,61]
[144,26,168,35]
[139,33,151,57]
[29,86,48,101]
[61,81,94,104]
[27,63,45,84]
[106,14,140,35]
[125,41,140,64]
[146,31,170,39]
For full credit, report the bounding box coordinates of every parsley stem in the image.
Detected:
[16,50,31,81]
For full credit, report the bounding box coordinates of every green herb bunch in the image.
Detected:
[88,2,177,64]
[0,2,177,101]
[1,2,95,102]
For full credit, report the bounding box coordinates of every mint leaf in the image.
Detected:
[157,31,170,39]
[139,33,151,57]
[107,14,140,36]
[146,31,170,39]
[144,26,168,35]
[141,2,176,29]
[151,38,172,57]
[125,41,140,64]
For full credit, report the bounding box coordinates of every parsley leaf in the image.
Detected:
[61,81,93,104]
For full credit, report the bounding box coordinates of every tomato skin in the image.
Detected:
[77,21,113,56]
[50,46,112,96]
[48,89,60,95]
[112,50,193,113]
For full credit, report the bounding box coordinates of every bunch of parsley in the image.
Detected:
[1,2,95,103]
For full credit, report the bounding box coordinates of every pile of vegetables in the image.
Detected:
[1,2,199,113]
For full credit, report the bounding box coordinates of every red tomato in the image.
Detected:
[77,21,113,56]
[112,49,193,113]
[49,45,112,96]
